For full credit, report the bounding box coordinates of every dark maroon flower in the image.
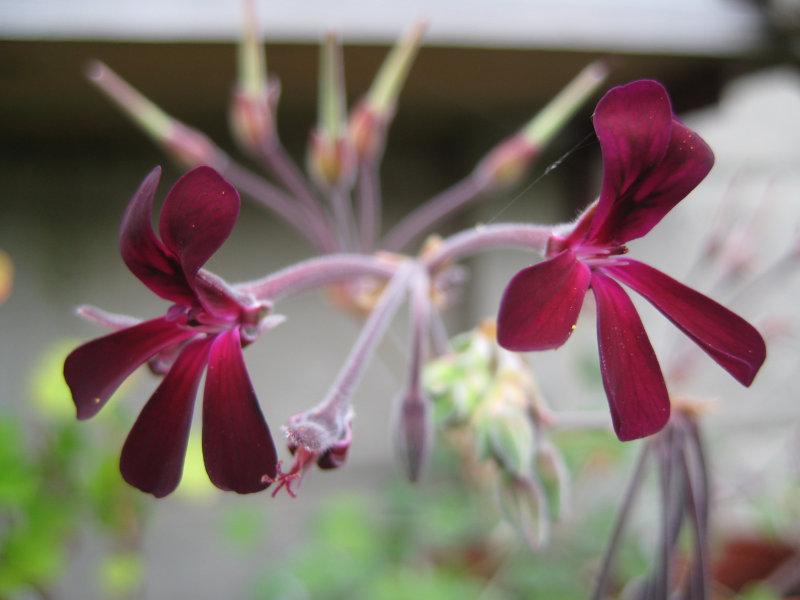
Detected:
[64,166,278,497]
[497,80,766,441]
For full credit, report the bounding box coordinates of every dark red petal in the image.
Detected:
[591,271,670,441]
[64,317,195,420]
[120,338,211,498]
[158,166,240,278]
[497,251,591,351]
[606,259,766,386]
[118,166,195,305]
[589,80,673,240]
[202,328,277,493]
[593,119,714,244]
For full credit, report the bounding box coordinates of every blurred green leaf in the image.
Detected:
[221,504,268,551]
[99,552,143,598]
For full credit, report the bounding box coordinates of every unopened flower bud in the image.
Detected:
[229,79,280,157]
[348,21,426,160]
[0,250,12,304]
[86,61,223,169]
[308,129,355,189]
[497,474,550,550]
[229,0,279,155]
[475,60,608,191]
[473,393,536,480]
[475,135,538,190]
[393,389,433,482]
[348,101,389,162]
[308,33,355,188]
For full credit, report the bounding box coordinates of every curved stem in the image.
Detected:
[220,162,338,252]
[423,223,552,271]
[382,174,487,252]
[357,157,382,251]
[407,268,431,391]
[237,254,397,302]
[315,262,415,420]
[592,441,652,600]
[329,185,358,250]
[261,139,334,235]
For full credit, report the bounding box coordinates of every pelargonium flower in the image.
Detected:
[497,80,766,441]
[64,166,278,497]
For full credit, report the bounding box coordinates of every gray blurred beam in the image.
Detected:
[0,0,767,56]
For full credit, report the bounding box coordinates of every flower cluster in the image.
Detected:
[66,10,766,508]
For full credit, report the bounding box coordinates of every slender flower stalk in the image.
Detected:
[309,34,358,248]
[269,263,416,495]
[315,262,414,418]
[238,253,397,302]
[350,21,427,250]
[87,61,336,252]
[217,162,338,252]
[394,267,434,481]
[231,0,332,232]
[422,223,552,271]
[382,61,609,252]
[591,441,652,600]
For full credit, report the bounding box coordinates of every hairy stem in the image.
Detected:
[238,254,397,302]
[329,185,358,250]
[358,156,383,251]
[315,262,415,419]
[382,174,486,251]
[423,223,552,271]
[261,139,334,236]
[220,162,338,252]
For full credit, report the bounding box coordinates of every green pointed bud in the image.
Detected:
[308,33,355,189]
[521,60,608,147]
[230,0,279,155]
[475,60,609,190]
[473,388,536,479]
[497,474,551,550]
[367,20,426,116]
[86,61,220,168]
[423,328,495,425]
[238,0,267,98]
[537,441,572,521]
[348,20,427,160]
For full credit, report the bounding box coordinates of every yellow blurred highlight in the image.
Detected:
[0,250,13,304]
[178,431,216,502]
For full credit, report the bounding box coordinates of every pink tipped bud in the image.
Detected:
[0,250,12,305]
[229,79,280,157]
[347,21,426,161]
[475,135,538,190]
[308,129,355,189]
[474,60,608,191]
[309,33,354,187]
[86,61,222,169]
[347,100,389,161]
[393,389,433,482]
